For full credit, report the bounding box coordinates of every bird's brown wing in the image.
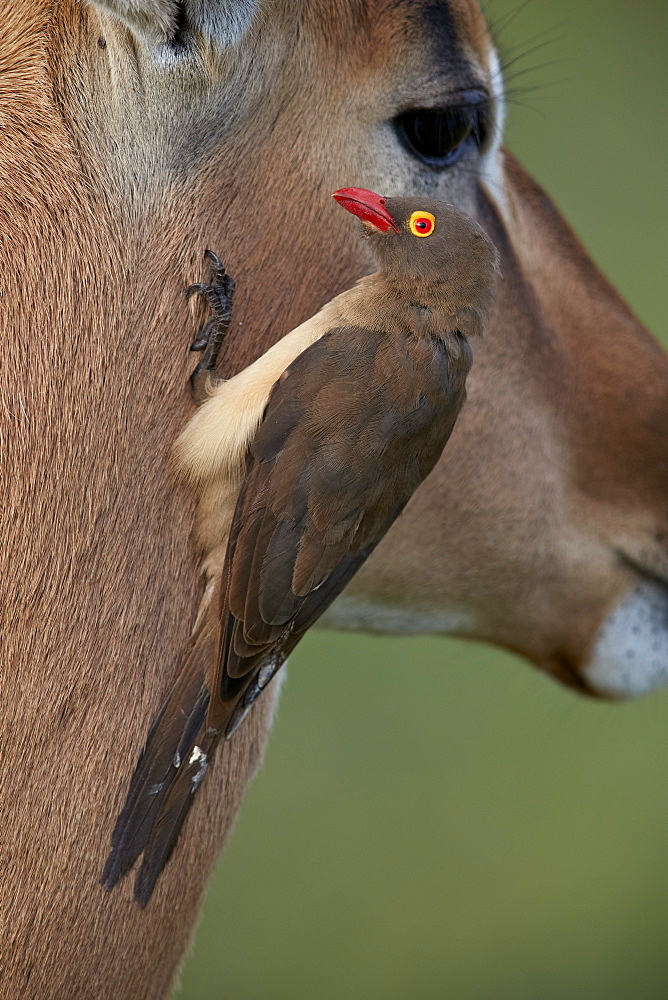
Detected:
[207,324,464,734]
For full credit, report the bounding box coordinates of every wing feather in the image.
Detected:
[207,325,467,730]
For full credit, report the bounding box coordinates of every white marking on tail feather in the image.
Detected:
[189,745,208,791]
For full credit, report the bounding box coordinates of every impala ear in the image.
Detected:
[90,0,259,46]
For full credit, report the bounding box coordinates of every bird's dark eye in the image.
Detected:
[394,93,489,169]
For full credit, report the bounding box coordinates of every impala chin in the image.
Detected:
[583,580,668,698]
[325,578,668,703]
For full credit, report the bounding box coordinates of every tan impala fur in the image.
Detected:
[1,1,666,997]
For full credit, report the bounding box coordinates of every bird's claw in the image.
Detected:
[187,250,236,404]
[189,318,217,354]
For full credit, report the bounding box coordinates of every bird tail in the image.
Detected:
[102,626,217,907]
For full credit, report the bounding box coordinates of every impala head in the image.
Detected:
[12,0,665,705]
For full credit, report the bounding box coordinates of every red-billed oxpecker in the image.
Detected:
[102,189,499,905]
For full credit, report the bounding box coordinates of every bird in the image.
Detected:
[102,188,499,905]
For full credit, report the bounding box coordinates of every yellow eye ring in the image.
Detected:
[409,210,436,237]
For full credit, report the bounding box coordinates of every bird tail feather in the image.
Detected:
[102,627,216,906]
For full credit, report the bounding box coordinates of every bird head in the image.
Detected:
[332,187,499,315]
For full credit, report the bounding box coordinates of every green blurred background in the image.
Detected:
[179,2,668,997]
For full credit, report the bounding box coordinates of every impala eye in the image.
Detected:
[394,92,489,169]
[409,211,435,237]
